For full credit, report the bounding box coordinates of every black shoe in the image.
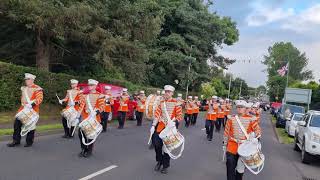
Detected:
[102,129,107,133]
[24,144,32,147]
[7,142,20,147]
[160,167,168,174]
[62,135,69,138]
[208,138,212,141]
[83,151,92,158]
[154,162,162,171]
[78,150,85,157]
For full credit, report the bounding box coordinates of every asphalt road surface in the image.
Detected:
[1,112,320,180]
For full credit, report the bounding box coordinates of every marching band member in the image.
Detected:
[7,73,43,147]
[175,93,184,129]
[184,96,194,128]
[101,86,114,132]
[211,96,220,132]
[220,99,228,128]
[192,96,200,126]
[59,79,81,138]
[77,79,105,158]
[136,90,146,126]
[223,100,261,180]
[118,88,130,129]
[205,96,218,141]
[217,99,225,132]
[150,85,183,174]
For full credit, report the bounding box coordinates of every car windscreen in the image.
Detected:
[310,115,320,127]
[293,114,303,121]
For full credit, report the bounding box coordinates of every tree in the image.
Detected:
[263,42,313,101]
[147,0,239,89]
[200,82,217,99]
[1,0,98,71]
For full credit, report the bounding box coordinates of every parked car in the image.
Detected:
[294,110,320,164]
[276,104,305,128]
[285,113,304,137]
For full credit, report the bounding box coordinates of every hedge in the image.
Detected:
[0,61,160,112]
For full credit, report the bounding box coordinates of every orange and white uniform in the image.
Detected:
[206,100,217,121]
[118,95,130,112]
[223,114,261,155]
[18,84,43,113]
[62,88,82,111]
[136,96,146,113]
[185,100,195,115]
[78,92,105,123]
[153,98,183,133]
[193,100,200,114]
[217,103,225,119]
[104,93,114,113]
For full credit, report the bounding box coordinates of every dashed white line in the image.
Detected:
[78,165,118,180]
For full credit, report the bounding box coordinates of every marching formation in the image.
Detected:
[5,73,264,179]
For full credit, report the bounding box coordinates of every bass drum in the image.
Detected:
[145,94,161,120]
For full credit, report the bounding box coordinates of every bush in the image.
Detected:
[0,61,159,112]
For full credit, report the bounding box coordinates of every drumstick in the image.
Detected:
[56,93,61,101]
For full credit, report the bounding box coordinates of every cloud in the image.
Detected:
[282,4,320,32]
[246,6,294,26]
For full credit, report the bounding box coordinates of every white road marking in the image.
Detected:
[78,165,118,180]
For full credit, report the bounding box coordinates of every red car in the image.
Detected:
[78,83,137,120]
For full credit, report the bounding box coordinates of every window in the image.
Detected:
[309,115,320,127]
[293,114,304,121]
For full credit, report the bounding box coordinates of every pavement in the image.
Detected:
[0,112,320,180]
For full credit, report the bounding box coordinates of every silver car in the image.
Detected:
[285,113,304,137]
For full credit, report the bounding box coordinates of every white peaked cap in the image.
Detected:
[245,102,253,108]
[88,79,99,85]
[177,93,182,97]
[236,100,246,107]
[226,98,230,101]
[212,96,218,99]
[164,85,175,92]
[188,96,192,99]
[140,90,145,94]
[105,86,111,90]
[161,90,165,95]
[157,90,161,94]
[24,73,36,80]
[70,79,78,84]
[194,96,198,99]
[122,88,128,92]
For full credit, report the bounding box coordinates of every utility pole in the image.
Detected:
[185,45,194,99]
[239,80,243,99]
[228,75,232,99]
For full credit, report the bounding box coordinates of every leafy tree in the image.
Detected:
[263,42,313,101]
[200,82,217,99]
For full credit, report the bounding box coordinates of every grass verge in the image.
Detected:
[0,123,62,136]
[271,117,294,144]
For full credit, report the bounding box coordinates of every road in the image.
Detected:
[0,112,320,180]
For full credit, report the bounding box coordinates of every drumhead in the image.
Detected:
[238,141,258,157]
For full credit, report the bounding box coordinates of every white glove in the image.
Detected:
[68,101,75,106]
[150,126,155,135]
[168,120,176,128]
[25,104,32,109]
[58,100,63,105]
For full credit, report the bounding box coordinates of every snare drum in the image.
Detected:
[15,107,39,136]
[238,140,265,175]
[61,106,78,127]
[78,116,102,145]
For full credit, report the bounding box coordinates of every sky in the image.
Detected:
[210,0,320,87]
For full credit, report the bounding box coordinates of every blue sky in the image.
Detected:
[210,0,320,87]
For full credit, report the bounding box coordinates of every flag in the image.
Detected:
[277,63,289,77]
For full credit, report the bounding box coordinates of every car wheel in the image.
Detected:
[293,135,300,151]
[301,140,311,164]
